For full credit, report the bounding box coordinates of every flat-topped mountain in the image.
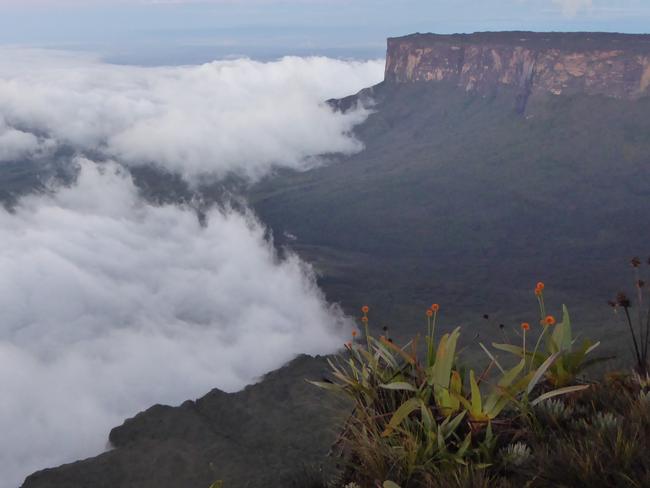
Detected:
[385,32,650,111]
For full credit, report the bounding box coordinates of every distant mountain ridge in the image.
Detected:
[385,32,650,112]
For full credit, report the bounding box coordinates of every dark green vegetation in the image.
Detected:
[307,298,649,488]
[250,81,650,358]
[307,373,650,488]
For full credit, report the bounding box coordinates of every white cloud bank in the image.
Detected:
[0,161,352,487]
[0,50,383,180]
[0,51,383,486]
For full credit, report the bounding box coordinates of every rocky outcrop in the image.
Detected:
[21,355,349,488]
[385,32,650,111]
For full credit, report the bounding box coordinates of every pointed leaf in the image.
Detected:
[383,482,401,488]
[531,385,590,406]
[527,351,560,394]
[551,305,573,352]
[470,370,482,413]
[585,341,601,355]
[381,397,421,437]
[432,328,461,409]
[380,336,416,365]
[483,359,525,414]
[306,380,342,392]
[480,342,505,373]
[380,381,418,392]
[492,343,525,357]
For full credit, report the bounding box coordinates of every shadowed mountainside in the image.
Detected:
[22,355,348,488]
[250,80,650,350]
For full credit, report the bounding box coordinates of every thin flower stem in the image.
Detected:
[636,268,644,347]
[643,307,650,369]
[639,291,650,364]
[365,323,371,351]
[530,326,548,371]
[537,294,546,323]
[623,306,643,368]
[426,314,433,367]
[431,311,438,351]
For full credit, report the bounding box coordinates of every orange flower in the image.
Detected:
[361,316,369,324]
[544,315,556,326]
[361,305,369,314]
[431,304,440,312]
[536,282,545,291]
[352,330,358,338]
[426,309,433,317]
[521,322,530,331]
[535,287,543,296]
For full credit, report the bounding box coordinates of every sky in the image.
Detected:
[0,0,648,64]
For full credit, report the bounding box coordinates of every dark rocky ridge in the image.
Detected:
[22,355,348,488]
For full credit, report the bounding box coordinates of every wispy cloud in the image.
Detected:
[0,160,351,487]
[0,50,383,181]
[0,50,383,487]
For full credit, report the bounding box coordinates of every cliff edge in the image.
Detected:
[385,32,650,111]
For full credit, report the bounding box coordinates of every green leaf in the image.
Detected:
[551,305,573,352]
[531,384,590,406]
[421,402,435,432]
[470,370,482,413]
[585,341,601,355]
[480,342,505,373]
[383,482,402,488]
[492,343,525,357]
[380,337,417,365]
[382,397,421,437]
[498,358,526,388]
[527,351,560,394]
[448,370,462,413]
[483,359,525,414]
[431,327,460,412]
[306,380,341,392]
[380,381,418,392]
[208,482,224,488]
[445,410,467,437]
[457,431,472,458]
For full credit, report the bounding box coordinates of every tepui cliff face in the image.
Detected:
[385,32,650,111]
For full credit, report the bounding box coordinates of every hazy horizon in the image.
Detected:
[0,1,648,65]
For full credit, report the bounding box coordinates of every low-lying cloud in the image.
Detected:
[0,50,383,486]
[0,49,383,180]
[0,160,351,487]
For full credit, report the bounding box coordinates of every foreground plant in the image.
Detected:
[609,257,650,375]
[490,283,604,387]
[312,295,593,486]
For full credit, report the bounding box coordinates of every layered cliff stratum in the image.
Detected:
[385,32,650,111]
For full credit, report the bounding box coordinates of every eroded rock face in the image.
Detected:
[385,32,650,111]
